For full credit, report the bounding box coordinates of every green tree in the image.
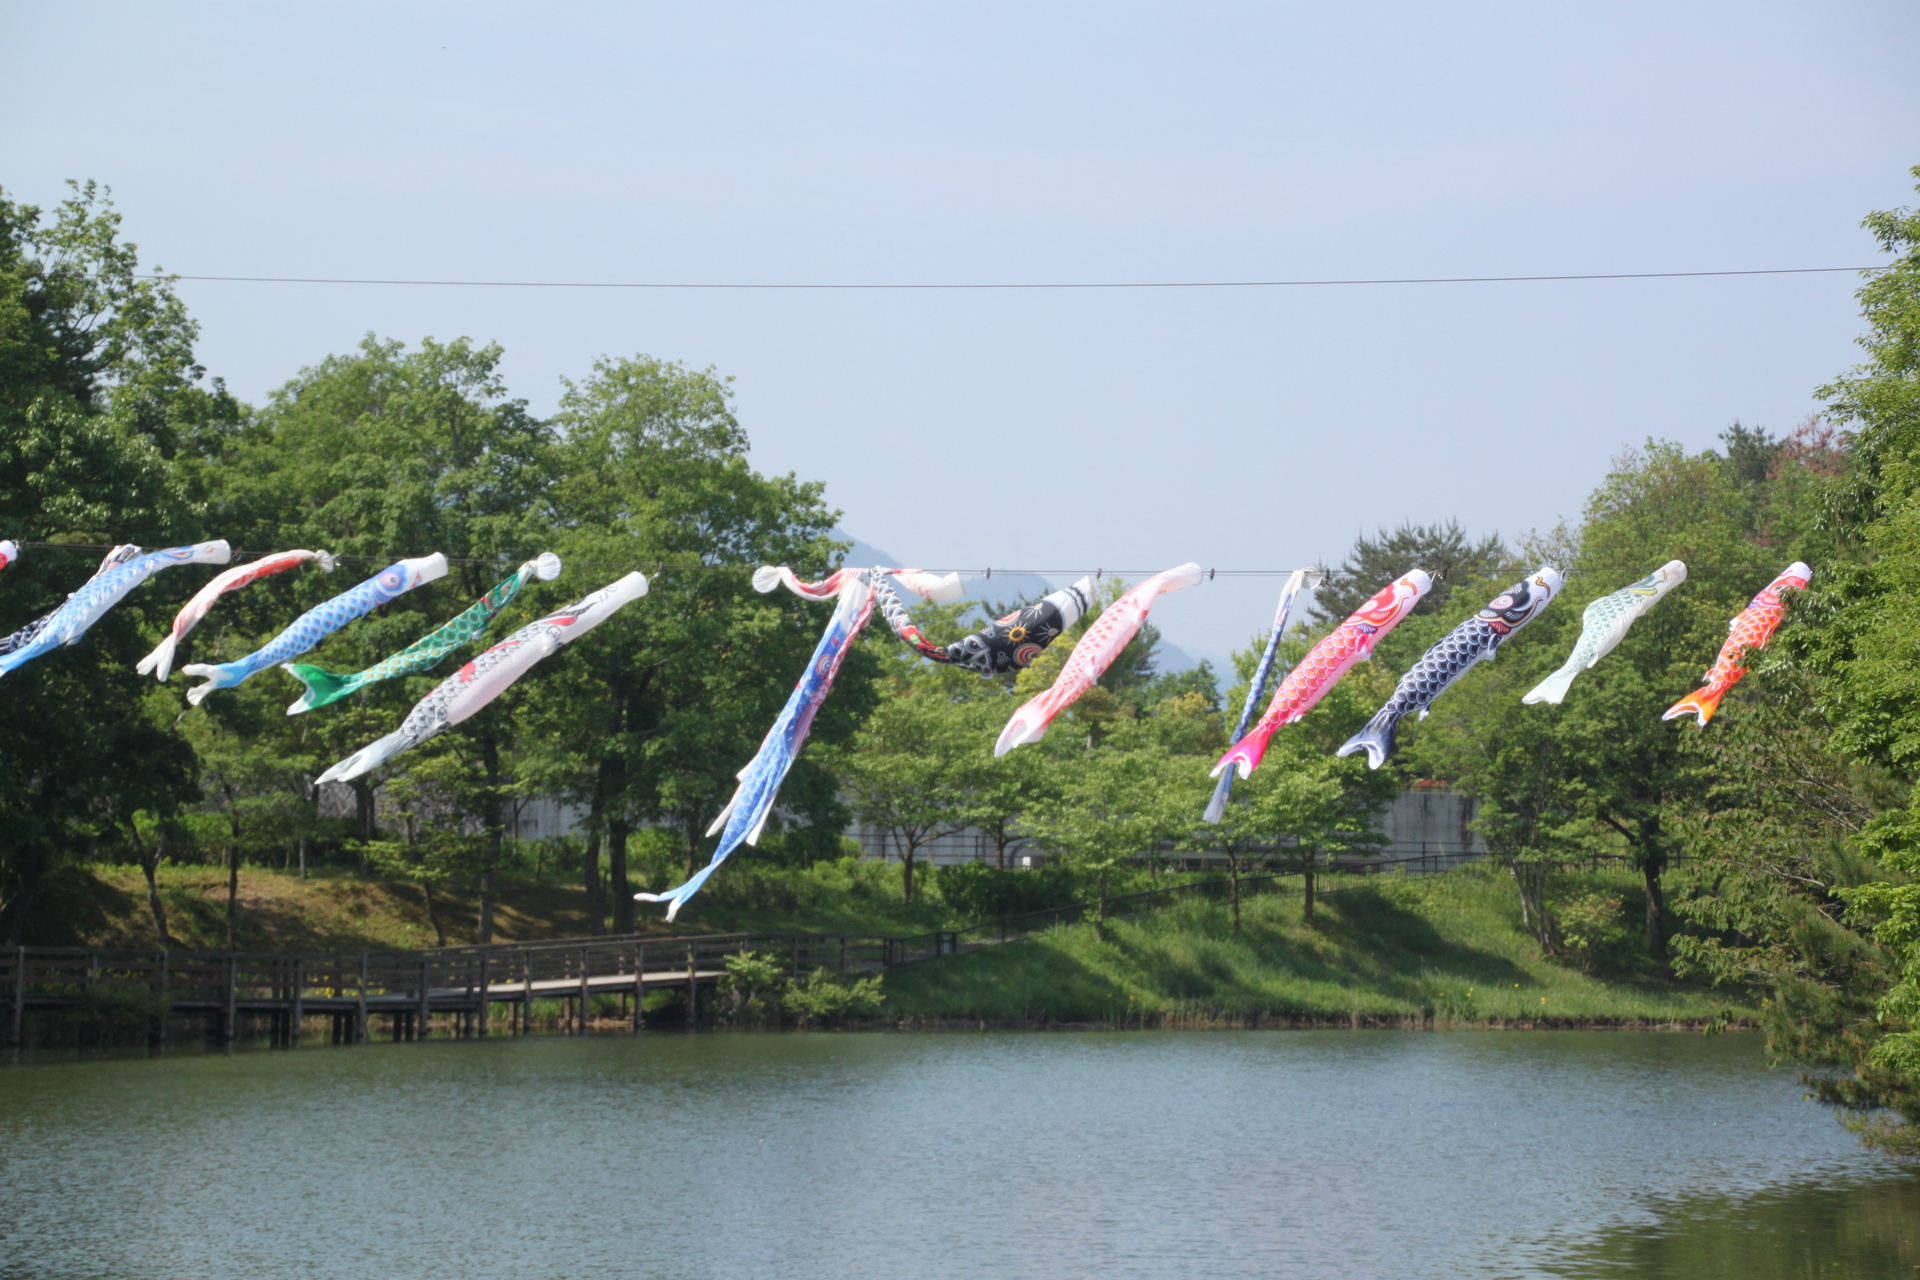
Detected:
[1789,169,1920,1151]
[537,356,864,929]
[198,335,558,942]
[1309,519,1507,623]
[0,182,233,941]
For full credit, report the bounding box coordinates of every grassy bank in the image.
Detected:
[31,857,953,951]
[31,859,1745,1029]
[880,863,1746,1026]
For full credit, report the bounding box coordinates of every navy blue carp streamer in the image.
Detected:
[1339,566,1564,769]
[874,573,1095,676]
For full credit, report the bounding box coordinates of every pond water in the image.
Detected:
[0,1030,1914,1279]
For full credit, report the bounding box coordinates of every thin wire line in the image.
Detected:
[5,541,1818,577]
[135,265,1886,291]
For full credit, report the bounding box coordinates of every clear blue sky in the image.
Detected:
[3,2,1916,666]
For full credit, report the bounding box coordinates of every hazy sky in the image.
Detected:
[4,2,1916,665]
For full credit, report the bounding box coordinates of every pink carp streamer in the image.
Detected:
[136,549,335,681]
[754,564,961,603]
[1662,561,1811,727]
[994,563,1204,757]
[1211,569,1431,780]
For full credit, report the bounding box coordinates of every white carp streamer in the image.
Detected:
[316,572,649,785]
[753,564,962,603]
[137,549,335,681]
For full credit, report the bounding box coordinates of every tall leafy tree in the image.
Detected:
[1790,169,1920,1151]
[1309,519,1507,624]
[198,335,558,941]
[535,356,863,931]
[0,182,234,942]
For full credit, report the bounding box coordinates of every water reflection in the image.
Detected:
[0,1030,1910,1280]
[1548,1173,1920,1279]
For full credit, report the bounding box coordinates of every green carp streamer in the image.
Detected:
[282,552,562,714]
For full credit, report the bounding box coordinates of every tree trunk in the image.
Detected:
[129,823,173,949]
[422,878,447,948]
[225,842,240,949]
[1642,858,1668,962]
[222,784,242,950]
[475,729,504,946]
[583,827,605,937]
[1095,870,1109,944]
[1229,856,1242,934]
[610,818,632,933]
[1302,858,1315,924]
[901,839,916,903]
[1510,858,1556,951]
[349,777,378,849]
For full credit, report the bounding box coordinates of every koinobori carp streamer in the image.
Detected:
[0,541,232,679]
[1522,561,1686,706]
[874,573,1095,676]
[1202,567,1324,823]
[315,572,647,785]
[283,552,562,714]
[637,567,878,920]
[995,563,1205,757]
[180,554,448,705]
[1662,561,1811,727]
[136,548,336,682]
[1339,567,1563,769]
[1211,569,1431,782]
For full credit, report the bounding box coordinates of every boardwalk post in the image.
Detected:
[290,958,304,1050]
[685,943,697,1027]
[8,945,23,1051]
[476,953,490,1039]
[632,942,645,1033]
[355,953,368,1044]
[224,956,239,1047]
[577,946,590,1035]
[520,948,533,1036]
[153,950,170,1050]
[417,956,431,1043]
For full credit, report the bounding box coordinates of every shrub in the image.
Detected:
[1558,892,1628,973]
[934,862,1085,923]
[782,967,886,1028]
[717,950,787,1026]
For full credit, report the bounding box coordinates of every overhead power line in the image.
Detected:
[135,265,1885,292]
[9,541,1815,579]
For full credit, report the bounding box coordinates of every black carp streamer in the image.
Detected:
[874,574,1095,677]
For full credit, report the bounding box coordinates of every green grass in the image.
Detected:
[881,863,1749,1026]
[38,856,955,951]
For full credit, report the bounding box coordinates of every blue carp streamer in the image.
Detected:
[636,568,877,920]
[180,553,448,705]
[0,541,231,678]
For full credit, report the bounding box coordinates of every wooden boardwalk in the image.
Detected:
[2,929,940,1049]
